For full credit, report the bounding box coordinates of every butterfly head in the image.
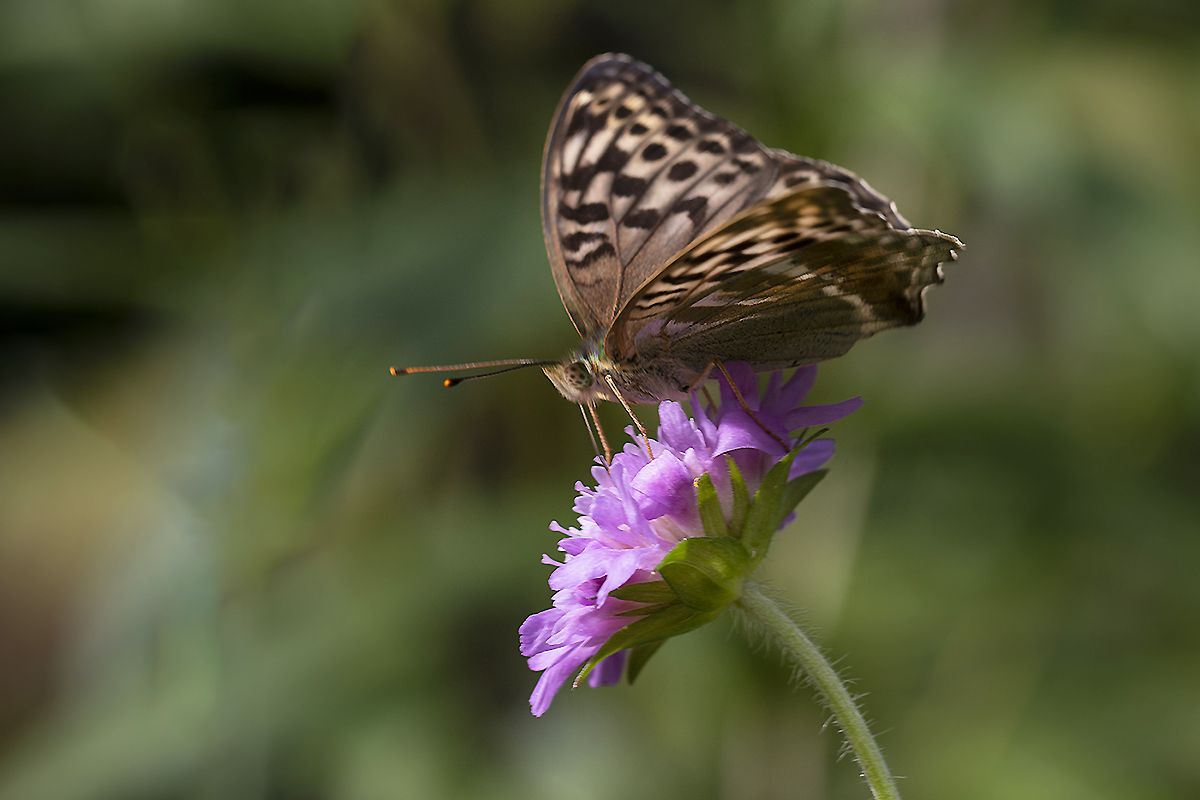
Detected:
[542,357,607,405]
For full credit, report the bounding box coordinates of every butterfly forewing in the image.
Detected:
[543,55,781,338]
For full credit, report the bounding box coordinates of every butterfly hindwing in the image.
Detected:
[609,183,962,370]
[542,54,780,339]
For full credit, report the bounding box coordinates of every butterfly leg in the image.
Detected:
[603,375,654,459]
[582,402,613,464]
[688,363,734,426]
[711,361,791,451]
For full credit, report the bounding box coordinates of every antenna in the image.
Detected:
[389,359,557,387]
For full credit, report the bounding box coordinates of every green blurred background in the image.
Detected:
[1,0,1198,798]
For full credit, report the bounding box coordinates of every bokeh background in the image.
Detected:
[1,0,1198,798]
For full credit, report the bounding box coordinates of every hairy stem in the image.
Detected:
[736,584,901,800]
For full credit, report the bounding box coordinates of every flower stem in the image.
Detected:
[736,584,902,800]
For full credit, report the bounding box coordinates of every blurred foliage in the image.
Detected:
[0,0,1198,798]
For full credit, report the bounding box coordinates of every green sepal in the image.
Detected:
[609,581,679,604]
[626,640,665,683]
[575,602,720,686]
[615,602,676,617]
[696,473,731,538]
[740,445,828,571]
[657,536,750,612]
[781,469,827,521]
[740,448,799,565]
[727,456,750,537]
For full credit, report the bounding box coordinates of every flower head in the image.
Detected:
[519,364,862,716]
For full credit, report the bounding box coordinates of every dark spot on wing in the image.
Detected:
[569,241,616,267]
[782,237,817,252]
[785,174,813,187]
[732,136,758,154]
[613,174,647,197]
[634,292,686,312]
[772,232,799,244]
[587,111,610,135]
[721,251,755,267]
[696,139,725,154]
[563,164,596,192]
[665,125,692,140]
[733,158,761,174]
[673,196,708,225]
[662,271,701,286]
[596,146,630,173]
[562,231,607,251]
[624,208,661,228]
[642,142,668,161]
[566,109,588,137]
[559,202,610,223]
[667,161,698,181]
[629,122,649,135]
[649,105,668,117]
[713,171,738,185]
[615,105,632,119]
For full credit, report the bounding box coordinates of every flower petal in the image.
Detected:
[789,439,836,478]
[716,362,760,417]
[658,401,705,453]
[774,365,817,411]
[785,396,864,430]
[588,650,627,687]
[630,450,694,519]
[713,409,788,457]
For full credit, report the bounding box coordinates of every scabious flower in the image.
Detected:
[519,363,863,716]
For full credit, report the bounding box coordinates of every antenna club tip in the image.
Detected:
[444,378,463,388]
[390,367,400,375]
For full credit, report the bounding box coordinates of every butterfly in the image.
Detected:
[395,54,962,445]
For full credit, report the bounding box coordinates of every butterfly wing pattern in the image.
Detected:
[540,54,962,405]
[542,55,779,340]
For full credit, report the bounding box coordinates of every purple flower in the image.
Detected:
[519,364,863,717]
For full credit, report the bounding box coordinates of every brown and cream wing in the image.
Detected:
[609,182,962,366]
[541,54,784,338]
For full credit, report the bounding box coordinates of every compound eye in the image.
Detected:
[565,361,594,389]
